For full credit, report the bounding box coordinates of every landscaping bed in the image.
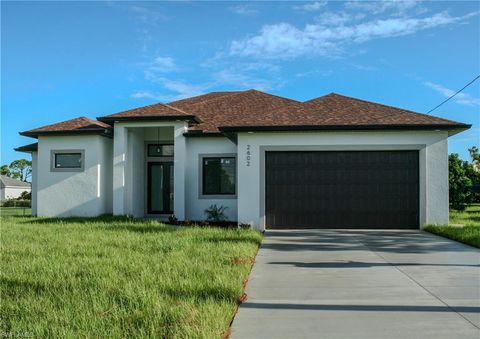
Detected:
[0,215,262,338]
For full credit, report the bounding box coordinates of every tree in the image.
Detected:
[8,159,32,182]
[469,146,480,172]
[448,151,480,210]
[0,164,10,176]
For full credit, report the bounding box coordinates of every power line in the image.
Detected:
[427,74,480,114]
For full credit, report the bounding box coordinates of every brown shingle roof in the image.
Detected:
[169,90,469,133]
[20,90,470,139]
[20,117,112,138]
[170,89,302,132]
[97,102,200,123]
[300,93,463,126]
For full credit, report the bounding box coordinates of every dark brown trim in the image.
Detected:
[97,115,201,124]
[14,142,38,153]
[183,132,225,137]
[19,129,113,139]
[218,124,471,133]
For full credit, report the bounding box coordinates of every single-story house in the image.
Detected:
[0,175,31,201]
[15,90,470,230]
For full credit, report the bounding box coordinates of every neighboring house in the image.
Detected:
[15,90,470,230]
[0,175,31,201]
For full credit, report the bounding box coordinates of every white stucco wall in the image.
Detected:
[36,135,113,217]
[185,137,238,221]
[237,130,450,230]
[1,186,31,200]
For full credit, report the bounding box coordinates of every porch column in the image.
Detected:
[113,124,127,215]
[173,123,187,220]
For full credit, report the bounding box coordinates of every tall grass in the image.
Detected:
[0,216,262,338]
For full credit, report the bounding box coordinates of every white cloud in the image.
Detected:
[230,11,479,59]
[130,5,168,23]
[314,11,353,26]
[150,57,178,73]
[143,56,181,83]
[131,80,209,102]
[131,91,166,101]
[295,69,332,77]
[229,5,259,16]
[212,68,283,91]
[293,1,328,12]
[344,1,420,15]
[348,63,377,71]
[132,56,284,102]
[424,81,480,106]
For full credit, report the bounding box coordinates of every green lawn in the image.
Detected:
[0,216,262,338]
[0,207,31,217]
[424,204,480,248]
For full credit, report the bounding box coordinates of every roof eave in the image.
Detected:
[19,129,113,139]
[14,142,38,153]
[97,115,202,124]
[183,131,225,137]
[218,124,472,133]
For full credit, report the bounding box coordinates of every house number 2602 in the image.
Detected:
[246,145,251,166]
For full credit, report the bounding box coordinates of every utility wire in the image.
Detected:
[427,74,480,114]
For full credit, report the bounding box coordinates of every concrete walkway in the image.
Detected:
[231,230,480,339]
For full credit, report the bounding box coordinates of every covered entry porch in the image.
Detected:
[112,121,188,219]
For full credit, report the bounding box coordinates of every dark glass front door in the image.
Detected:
[148,162,173,214]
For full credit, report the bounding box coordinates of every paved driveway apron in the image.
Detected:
[231,230,480,339]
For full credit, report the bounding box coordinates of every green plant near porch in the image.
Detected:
[204,204,229,222]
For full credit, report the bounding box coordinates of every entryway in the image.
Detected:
[147,162,174,214]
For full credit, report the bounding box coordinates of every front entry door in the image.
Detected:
[148,162,174,214]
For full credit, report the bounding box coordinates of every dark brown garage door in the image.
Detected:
[265,151,419,229]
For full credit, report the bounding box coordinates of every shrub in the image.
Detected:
[238,223,251,229]
[204,204,228,222]
[19,191,31,200]
[1,199,31,207]
[168,215,178,224]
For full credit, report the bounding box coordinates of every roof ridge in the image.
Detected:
[244,89,302,104]
[78,116,110,127]
[168,91,240,105]
[157,103,190,115]
[169,91,243,107]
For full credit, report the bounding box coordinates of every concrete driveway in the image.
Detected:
[231,230,480,339]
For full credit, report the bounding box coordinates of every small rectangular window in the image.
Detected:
[55,153,82,168]
[202,157,236,195]
[148,144,174,157]
[50,150,84,172]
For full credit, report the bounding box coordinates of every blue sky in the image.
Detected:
[2,0,479,164]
